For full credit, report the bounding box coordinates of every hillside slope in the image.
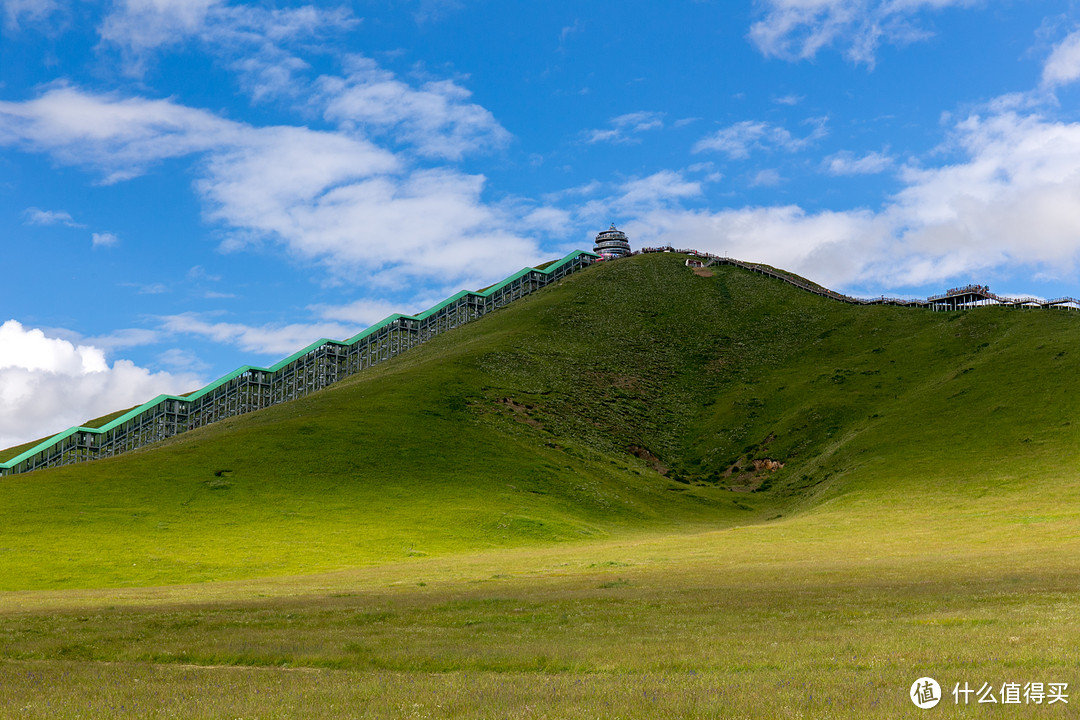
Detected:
[3,252,1079,591]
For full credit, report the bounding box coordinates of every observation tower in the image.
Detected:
[593,223,632,260]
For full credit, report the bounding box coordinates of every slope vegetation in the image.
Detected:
[2,252,1079,592]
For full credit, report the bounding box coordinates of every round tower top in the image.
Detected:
[593,223,632,260]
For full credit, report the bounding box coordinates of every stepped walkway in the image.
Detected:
[641,247,1080,311]
[0,250,597,477]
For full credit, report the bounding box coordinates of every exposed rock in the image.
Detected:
[628,444,669,476]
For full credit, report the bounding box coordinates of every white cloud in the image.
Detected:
[618,171,701,207]
[413,0,462,24]
[231,52,310,102]
[749,0,977,67]
[623,204,886,289]
[98,0,356,97]
[605,109,1080,291]
[320,56,511,160]
[23,207,84,227]
[0,84,241,182]
[156,347,211,374]
[880,111,1080,284]
[693,118,827,158]
[0,320,201,450]
[559,19,583,43]
[1,0,57,30]
[0,85,544,285]
[750,168,784,187]
[186,265,221,282]
[159,313,360,356]
[541,180,604,203]
[0,320,107,374]
[98,0,352,54]
[1043,29,1080,88]
[822,149,893,175]
[91,231,119,247]
[124,282,168,294]
[311,295,436,325]
[209,5,357,101]
[693,121,769,158]
[576,171,703,223]
[582,111,665,145]
[99,0,223,52]
[87,327,162,351]
[522,206,574,236]
[773,94,804,106]
[203,158,541,283]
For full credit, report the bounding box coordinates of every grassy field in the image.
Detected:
[2,252,1079,717]
[2,506,1078,718]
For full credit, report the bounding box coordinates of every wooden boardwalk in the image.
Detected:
[640,247,1080,312]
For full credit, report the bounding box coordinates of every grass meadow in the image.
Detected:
[2,253,1079,717]
[2,500,1078,718]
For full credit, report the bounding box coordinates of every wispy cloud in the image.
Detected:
[186,265,222,282]
[23,206,84,227]
[320,55,511,160]
[156,347,211,374]
[1042,29,1080,88]
[822,149,893,175]
[573,170,704,224]
[98,0,356,97]
[750,168,784,187]
[98,0,223,53]
[413,0,463,25]
[91,231,119,247]
[582,111,665,145]
[773,94,804,106]
[122,281,168,295]
[693,117,827,158]
[2,0,59,30]
[559,18,583,44]
[87,327,163,351]
[0,84,243,183]
[310,293,440,325]
[749,0,978,68]
[159,312,360,356]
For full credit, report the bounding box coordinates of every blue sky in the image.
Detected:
[3,0,1080,447]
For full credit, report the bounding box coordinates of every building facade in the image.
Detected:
[593,223,632,259]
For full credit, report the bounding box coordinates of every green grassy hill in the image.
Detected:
[4,251,1080,718]
[3,252,1078,592]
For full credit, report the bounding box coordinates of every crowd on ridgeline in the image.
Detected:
[944,284,991,296]
[636,246,722,258]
